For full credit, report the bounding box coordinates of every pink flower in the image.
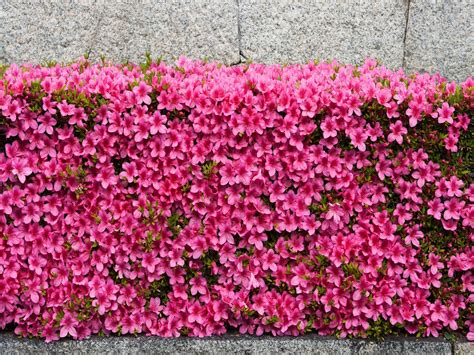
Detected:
[443,198,465,220]
[376,88,392,107]
[374,284,396,305]
[69,108,87,126]
[190,276,207,296]
[430,300,447,323]
[11,158,33,183]
[57,101,75,116]
[444,306,459,330]
[28,255,47,275]
[141,251,159,273]
[446,176,463,197]
[437,102,454,124]
[393,203,412,225]
[37,113,57,135]
[349,127,368,151]
[60,313,78,338]
[321,117,338,138]
[220,163,235,186]
[386,101,400,118]
[2,98,21,121]
[134,121,150,142]
[427,198,444,220]
[428,253,444,274]
[121,315,141,335]
[388,120,407,144]
[150,297,164,314]
[42,326,60,343]
[133,81,152,105]
[149,112,167,135]
[188,302,205,324]
[375,158,393,181]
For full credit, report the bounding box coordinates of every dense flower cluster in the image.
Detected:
[0,57,473,342]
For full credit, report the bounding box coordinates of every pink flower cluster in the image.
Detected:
[0,57,473,342]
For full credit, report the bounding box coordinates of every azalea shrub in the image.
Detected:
[0,56,473,342]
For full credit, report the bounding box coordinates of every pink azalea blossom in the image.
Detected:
[0,58,471,342]
[388,120,407,144]
[60,313,78,338]
[437,102,454,124]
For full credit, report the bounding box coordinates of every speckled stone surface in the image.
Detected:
[404,0,474,82]
[0,0,101,64]
[91,0,240,65]
[0,332,455,355]
[455,339,474,355]
[239,0,408,69]
[0,0,240,65]
[1,0,473,81]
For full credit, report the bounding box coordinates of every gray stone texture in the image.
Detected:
[0,0,240,65]
[0,1,473,79]
[239,0,408,69]
[0,332,456,355]
[455,339,474,355]
[92,0,240,65]
[404,0,474,82]
[0,0,101,64]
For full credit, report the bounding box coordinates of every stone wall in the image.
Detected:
[1,333,473,355]
[1,0,473,81]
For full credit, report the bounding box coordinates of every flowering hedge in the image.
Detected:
[0,57,473,342]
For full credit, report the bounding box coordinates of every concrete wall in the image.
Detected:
[1,0,473,82]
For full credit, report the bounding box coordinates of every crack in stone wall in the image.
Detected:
[401,0,411,70]
[236,0,247,62]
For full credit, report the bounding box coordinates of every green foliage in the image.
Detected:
[200,160,218,179]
